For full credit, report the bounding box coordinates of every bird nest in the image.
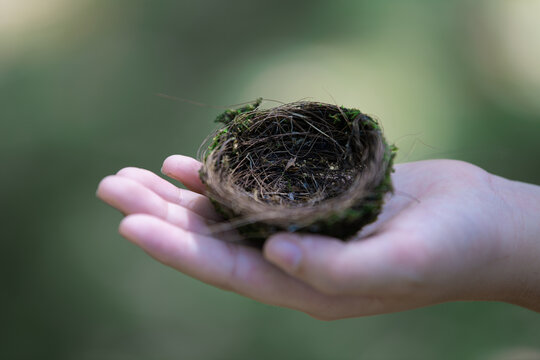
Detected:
[199,100,396,247]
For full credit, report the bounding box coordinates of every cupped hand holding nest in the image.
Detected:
[97,155,540,318]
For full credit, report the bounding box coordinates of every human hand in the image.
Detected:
[97,156,540,319]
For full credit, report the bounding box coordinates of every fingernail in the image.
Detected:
[267,237,302,271]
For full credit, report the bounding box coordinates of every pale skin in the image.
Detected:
[97,155,540,319]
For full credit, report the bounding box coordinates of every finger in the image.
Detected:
[97,175,211,234]
[161,155,206,194]
[263,231,428,296]
[119,214,387,319]
[116,167,221,221]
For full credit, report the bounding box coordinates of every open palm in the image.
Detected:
[97,155,518,319]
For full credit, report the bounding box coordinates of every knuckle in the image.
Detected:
[177,188,185,205]
[177,189,196,211]
[181,243,237,293]
[163,202,172,222]
[224,243,250,292]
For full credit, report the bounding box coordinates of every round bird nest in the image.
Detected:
[199,100,396,247]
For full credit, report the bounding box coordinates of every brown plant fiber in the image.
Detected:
[199,101,394,243]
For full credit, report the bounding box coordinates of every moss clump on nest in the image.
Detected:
[199,100,396,247]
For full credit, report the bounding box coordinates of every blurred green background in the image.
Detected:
[2,0,540,359]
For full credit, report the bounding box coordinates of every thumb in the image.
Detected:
[263,231,425,296]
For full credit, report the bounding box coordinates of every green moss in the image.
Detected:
[344,109,361,120]
[214,98,262,125]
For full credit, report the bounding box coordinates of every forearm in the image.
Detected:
[493,174,540,312]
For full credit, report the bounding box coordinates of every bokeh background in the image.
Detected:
[2,0,540,359]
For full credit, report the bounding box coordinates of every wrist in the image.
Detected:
[490,174,540,311]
